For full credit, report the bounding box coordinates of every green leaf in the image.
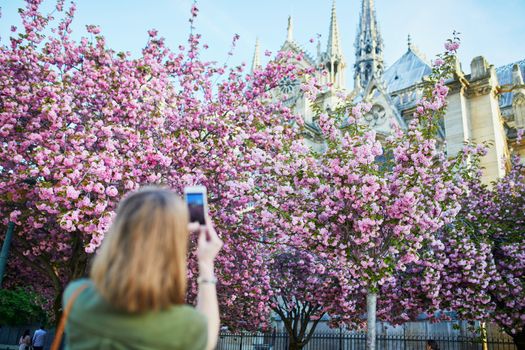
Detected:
[0,288,47,326]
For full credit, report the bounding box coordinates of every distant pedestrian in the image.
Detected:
[426,339,440,350]
[19,329,31,350]
[32,325,46,350]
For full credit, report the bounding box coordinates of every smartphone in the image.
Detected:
[184,185,208,226]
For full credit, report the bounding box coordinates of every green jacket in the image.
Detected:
[63,279,207,350]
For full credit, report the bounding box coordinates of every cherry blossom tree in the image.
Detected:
[371,142,488,327]
[438,154,525,349]
[255,34,479,350]
[379,146,525,349]
[0,0,312,322]
[265,248,362,350]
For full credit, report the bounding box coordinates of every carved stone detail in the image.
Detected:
[364,104,386,127]
[466,79,495,98]
[514,93,525,128]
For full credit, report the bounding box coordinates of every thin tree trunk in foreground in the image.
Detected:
[366,291,377,350]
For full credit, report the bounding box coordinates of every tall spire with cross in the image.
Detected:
[321,0,346,89]
[354,0,384,91]
[287,16,293,42]
[251,38,261,73]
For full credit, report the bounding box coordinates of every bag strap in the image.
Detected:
[51,284,89,350]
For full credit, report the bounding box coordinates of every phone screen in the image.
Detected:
[186,192,206,225]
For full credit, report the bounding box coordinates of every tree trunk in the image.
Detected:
[512,328,525,350]
[52,259,88,325]
[53,287,65,327]
[480,322,488,350]
[288,338,303,350]
[271,300,323,350]
[366,291,377,350]
[51,240,90,325]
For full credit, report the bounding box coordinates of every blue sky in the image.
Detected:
[1,0,524,81]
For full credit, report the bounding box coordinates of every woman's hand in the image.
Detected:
[196,216,223,269]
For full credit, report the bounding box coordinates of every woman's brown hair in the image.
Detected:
[90,186,189,312]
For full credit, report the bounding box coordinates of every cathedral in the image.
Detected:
[252,0,525,184]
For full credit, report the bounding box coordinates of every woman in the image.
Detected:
[19,329,31,350]
[63,187,223,350]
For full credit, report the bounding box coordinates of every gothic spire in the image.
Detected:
[326,0,343,60]
[287,16,293,42]
[251,38,261,73]
[320,0,346,90]
[354,0,384,91]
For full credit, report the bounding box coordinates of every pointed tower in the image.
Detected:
[354,0,384,92]
[320,0,346,89]
[251,38,261,73]
[279,15,316,68]
[287,16,293,42]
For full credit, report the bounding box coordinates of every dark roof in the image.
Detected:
[383,48,432,94]
[496,59,525,109]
